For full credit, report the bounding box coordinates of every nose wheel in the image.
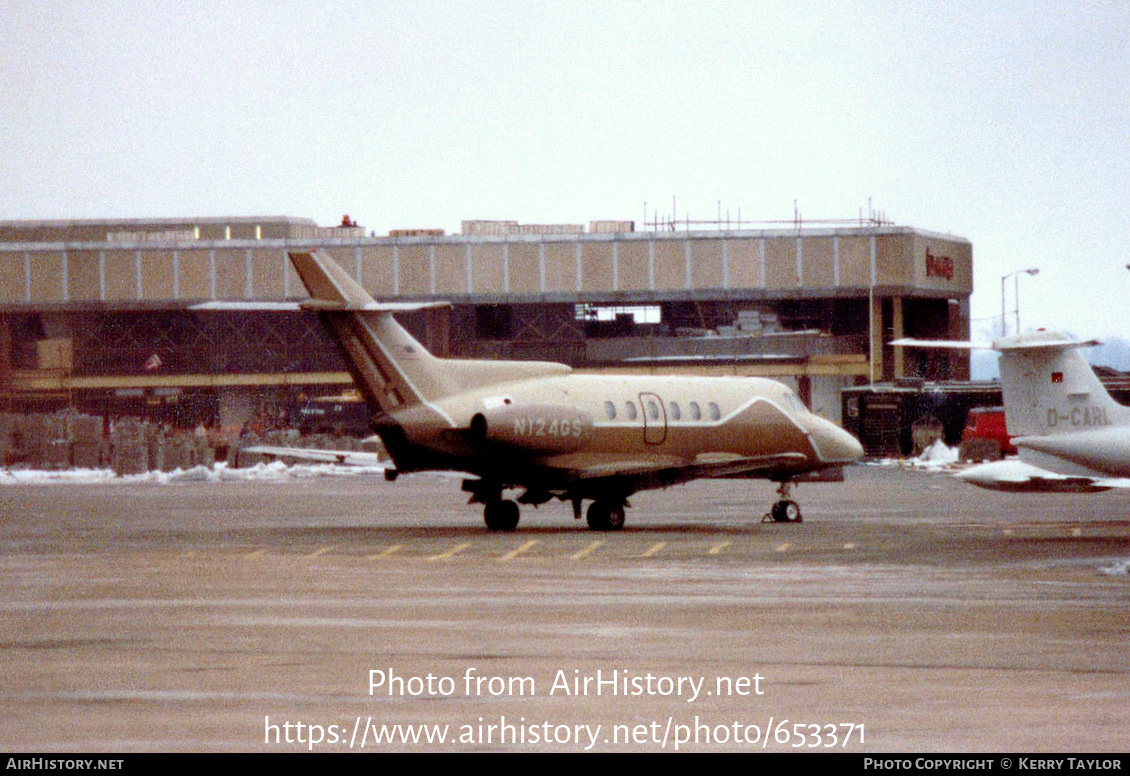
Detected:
[763,481,803,523]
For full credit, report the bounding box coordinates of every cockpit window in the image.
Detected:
[708,402,721,421]
[604,400,616,420]
[689,401,702,421]
[625,401,638,421]
[669,402,681,420]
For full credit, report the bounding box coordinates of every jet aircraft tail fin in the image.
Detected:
[287,251,570,417]
[995,331,1130,438]
[287,250,460,414]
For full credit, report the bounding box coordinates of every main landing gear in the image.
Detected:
[465,481,523,532]
[468,480,630,532]
[763,480,803,523]
[480,496,628,532]
[585,500,626,532]
[483,498,521,532]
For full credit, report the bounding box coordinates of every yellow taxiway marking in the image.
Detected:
[774,542,791,553]
[244,549,266,559]
[366,545,402,560]
[570,540,604,560]
[498,540,539,561]
[428,542,471,561]
[708,542,732,555]
[842,543,856,550]
[305,546,334,559]
[1071,528,1082,537]
[638,542,666,558]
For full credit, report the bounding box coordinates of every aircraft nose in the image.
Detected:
[806,415,864,464]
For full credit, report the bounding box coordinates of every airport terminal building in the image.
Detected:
[0,214,972,434]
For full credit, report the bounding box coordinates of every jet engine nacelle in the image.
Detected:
[470,404,594,453]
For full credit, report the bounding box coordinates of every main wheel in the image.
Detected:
[607,504,626,530]
[770,499,801,523]
[484,499,520,531]
[586,500,626,532]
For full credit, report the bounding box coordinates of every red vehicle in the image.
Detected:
[962,407,1016,455]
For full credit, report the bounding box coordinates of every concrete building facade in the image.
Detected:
[0,215,972,432]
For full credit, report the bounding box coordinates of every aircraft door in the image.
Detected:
[638,392,668,445]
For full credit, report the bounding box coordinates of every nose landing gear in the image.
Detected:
[763,480,802,523]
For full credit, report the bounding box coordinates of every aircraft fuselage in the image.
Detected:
[1017,426,1130,479]
[383,373,860,490]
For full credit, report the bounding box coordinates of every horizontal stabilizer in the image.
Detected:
[994,333,1100,351]
[305,300,452,312]
[191,301,302,311]
[892,332,1101,352]
[191,300,451,313]
[889,338,988,349]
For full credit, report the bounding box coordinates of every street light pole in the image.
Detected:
[1000,275,1007,338]
[1001,268,1040,337]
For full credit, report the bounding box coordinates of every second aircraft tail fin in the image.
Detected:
[996,331,1130,438]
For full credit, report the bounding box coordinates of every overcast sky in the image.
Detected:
[3,0,1128,341]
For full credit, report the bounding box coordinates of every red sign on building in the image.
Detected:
[925,247,954,281]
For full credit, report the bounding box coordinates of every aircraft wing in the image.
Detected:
[242,445,386,468]
[955,459,1130,493]
[687,452,810,480]
[557,451,809,484]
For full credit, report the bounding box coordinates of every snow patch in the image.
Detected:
[1098,559,1130,577]
[1,461,387,485]
[864,440,962,471]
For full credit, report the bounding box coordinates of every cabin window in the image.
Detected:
[708,402,721,421]
[646,400,660,420]
[669,402,681,420]
[625,401,638,421]
[604,400,616,420]
[689,401,702,421]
